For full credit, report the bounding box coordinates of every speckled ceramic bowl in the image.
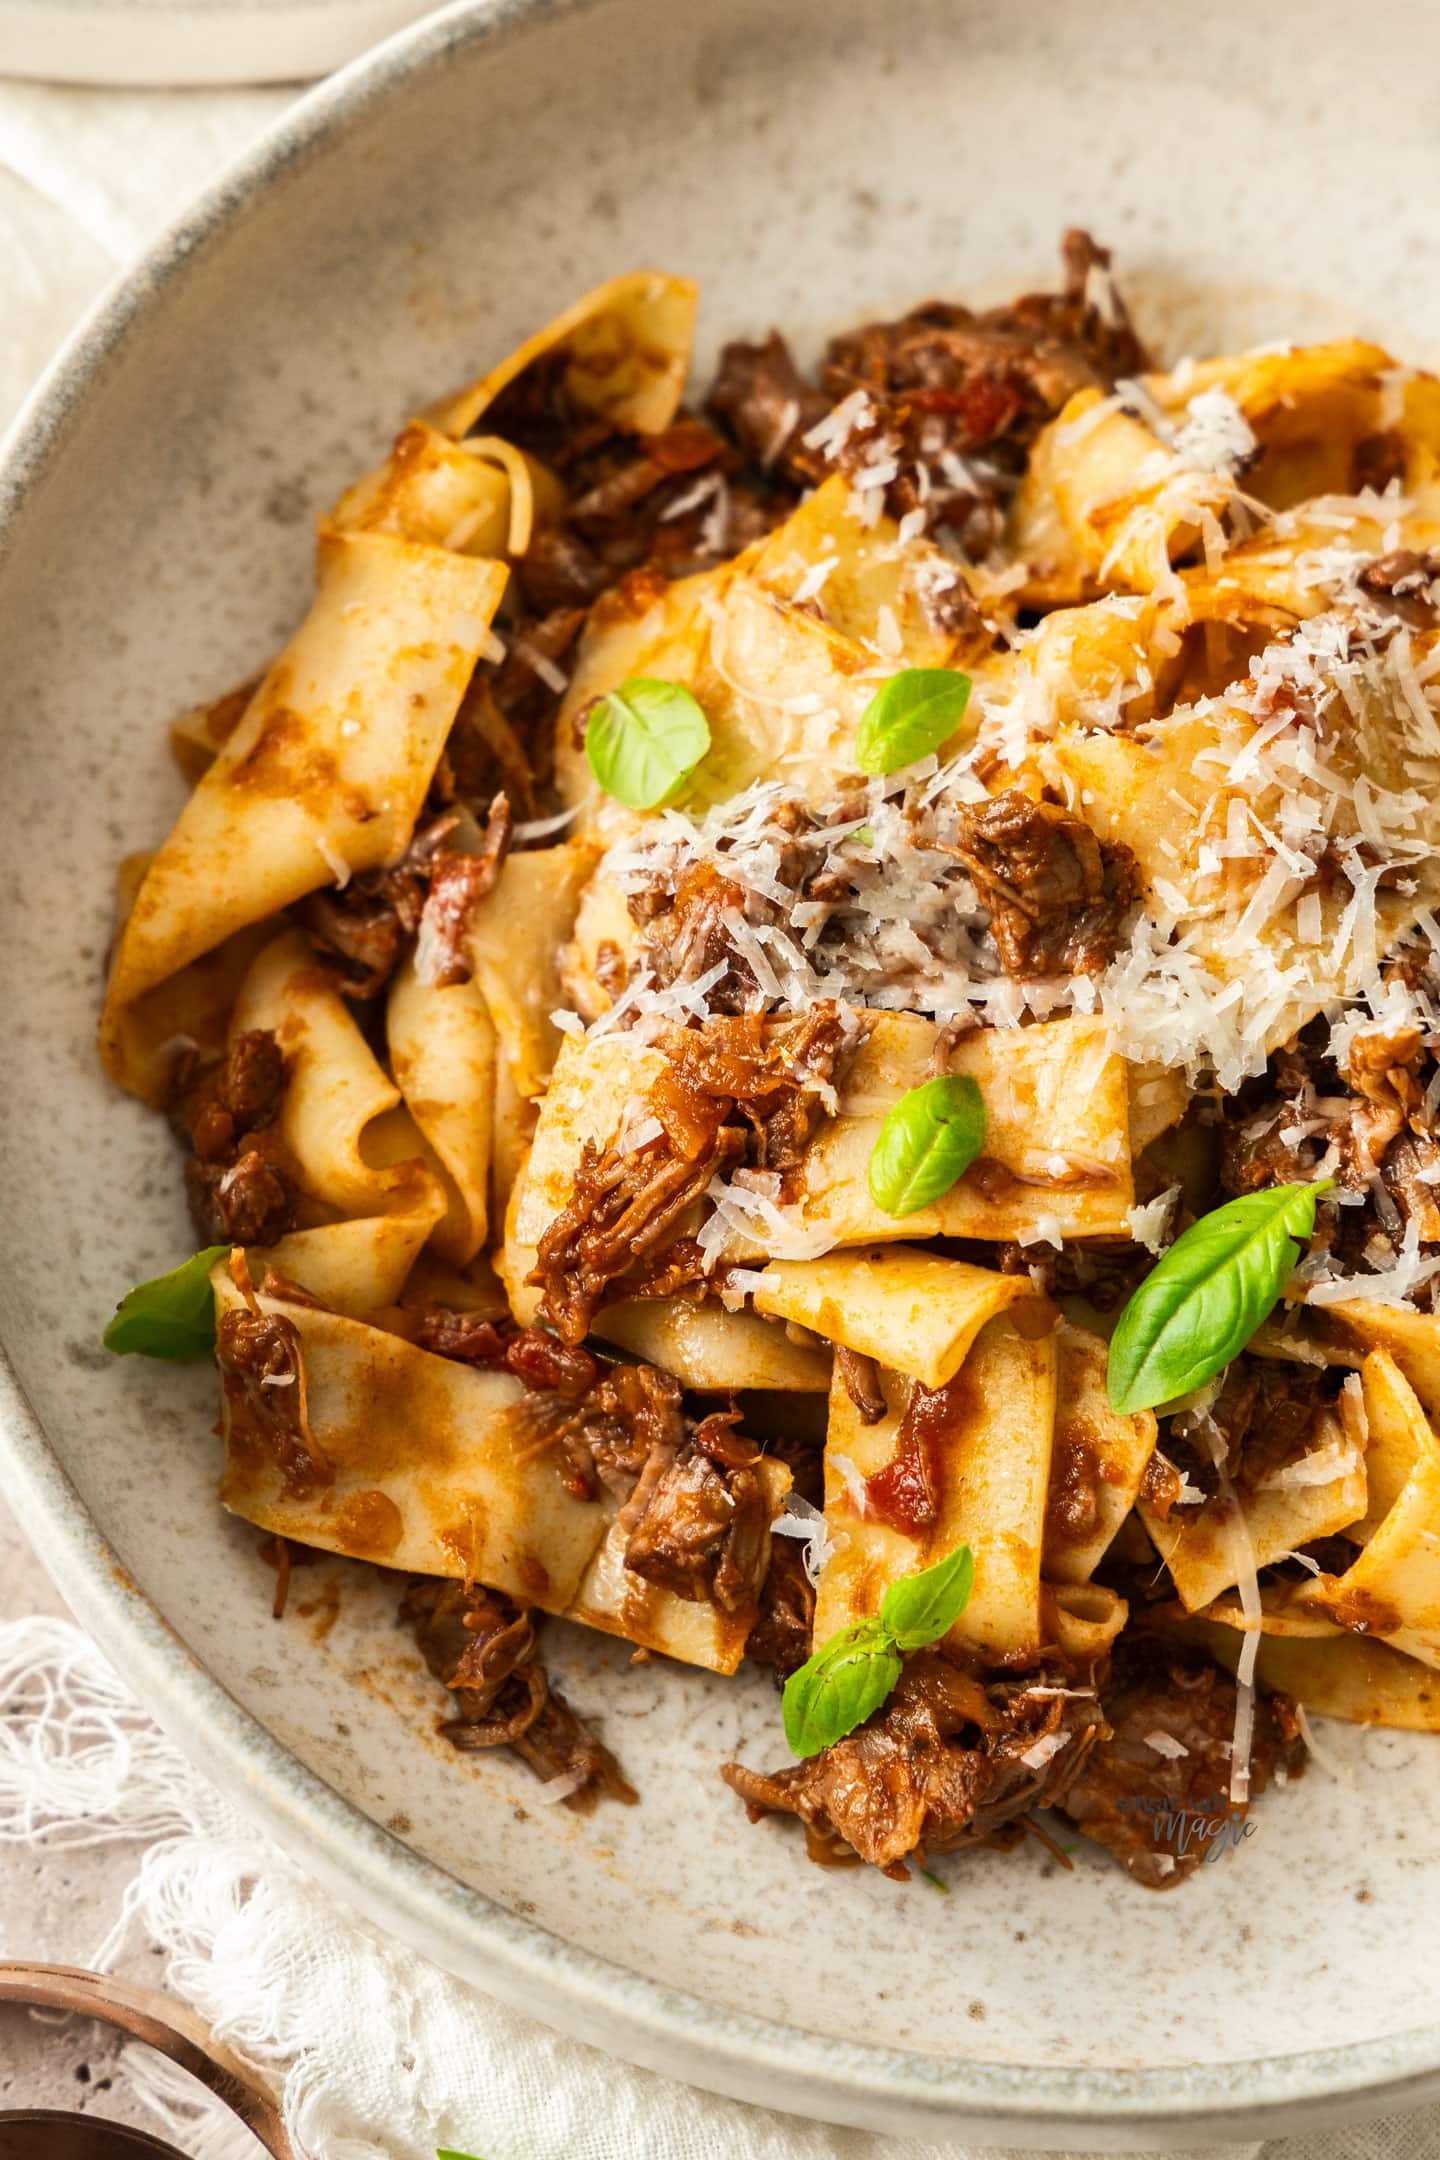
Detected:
[4,0,1440,2143]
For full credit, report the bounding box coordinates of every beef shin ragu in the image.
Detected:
[102,234,1440,1889]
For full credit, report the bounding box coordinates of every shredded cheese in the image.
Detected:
[1144,1730,1189,1760]
[769,1495,838,1588]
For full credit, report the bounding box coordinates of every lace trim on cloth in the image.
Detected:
[0,1613,1412,2160]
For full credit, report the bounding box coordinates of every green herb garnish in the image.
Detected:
[584,675,711,809]
[881,1540,976,1647]
[782,1543,975,1758]
[102,1246,229,1361]
[867,1075,986,1218]
[919,1866,951,1894]
[1107,1180,1332,1414]
[782,1620,901,1759]
[437,2150,488,2159]
[854,666,972,776]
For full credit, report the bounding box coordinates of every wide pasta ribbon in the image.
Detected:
[100,273,701,1109]
[101,530,507,1104]
[228,930,448,1309]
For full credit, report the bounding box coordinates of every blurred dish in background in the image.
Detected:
[0,0,444,86]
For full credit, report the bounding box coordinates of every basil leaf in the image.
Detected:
[1107,1179,1332,1415]
[103,1246,229,1361]
[782,1619,902,1758]
[584,675,711,809]
[868,1074,986,1217]
[437,2150,488,2158]
[855,667,972,776]
[880,1542,976,1651]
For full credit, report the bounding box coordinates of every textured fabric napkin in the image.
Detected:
[0,79,287,432]
[3,71,1440,2160]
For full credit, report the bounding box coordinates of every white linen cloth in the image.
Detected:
[3,74,1440,2160]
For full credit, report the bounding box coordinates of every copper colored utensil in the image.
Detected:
[0,1963,293,2158]
[0,2112,192,2158]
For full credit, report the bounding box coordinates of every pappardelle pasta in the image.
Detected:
[102,233,1440,1888]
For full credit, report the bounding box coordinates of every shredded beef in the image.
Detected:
[297,811,456,996]
[413,1305,678,1502]
[625,807,873,1018]
[413,1308,602,1397]
[517,523,610,612]
[1161,1353,1338,1507]
[194,1029,286,1136]
[706,330,832,478]
[530,1007,867,1344]
[621,1409,771,1614]
[1218,1023,1440,1285]
[746,1535,816,1680]
[630,859,758,1013]
[994,1235,1147,1310]
[182,1029,299,1248]
[468,373,753,759]
[748,1003,861,1174]
[849,234,1131,529]
[561,1359,687,1506]
[703,231,1146,558]
[401,1578,635,1810]
[532,1123,745,1346]
[943,790,1140,977]
[723,1653,1106,1877]
[1058,1639,1304,1888]
[300,795,512,998]
[440,681,538,819]
[414,1308,772,1616]
[217,1300,329,1500]
[1354,546,1440,631]
[414,792,513,988]
[491,609,586,730]
[835,1346,888,1425]
[300,887,408,999]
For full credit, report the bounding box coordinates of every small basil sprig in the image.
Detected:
[1107,1179,1332,1415]
[855,666,972,776]
[782,1621,900,1759]
[868,1075,986,1217]
[881,1541,976,1647]
[103,1246,229,1361]
[584,675,711,809]
[782,1543,975,1758]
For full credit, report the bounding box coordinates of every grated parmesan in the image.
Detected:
[1018,1731,1070,1771]
[829,1452,868,1518]
[1126,1184,1181,1255]
[770,1495,838,1587]
[1193,1412,1262,1804]
[1170,388,1258,476]
[316,833,352,889]
[1256,1440,1362,1491]
[1144,1730,1189,1760]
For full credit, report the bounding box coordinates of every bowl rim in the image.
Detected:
[4,0,1440,2138]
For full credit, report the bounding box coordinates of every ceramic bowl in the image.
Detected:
[4,0,1440,2142]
